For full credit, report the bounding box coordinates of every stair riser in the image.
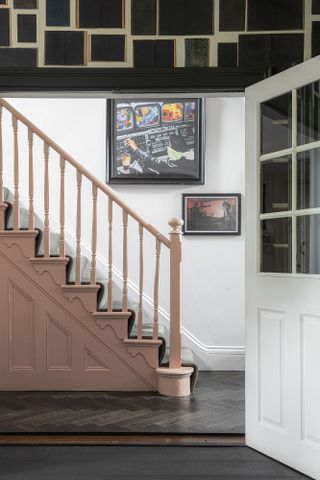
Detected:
[0,231,38,258]
[30,259,69,286]
[125,343,161,369]
[62,286,100,313]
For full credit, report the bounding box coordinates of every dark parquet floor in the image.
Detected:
[0,372,244,434]
[0,446,309,479]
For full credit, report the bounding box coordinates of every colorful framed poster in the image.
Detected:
[107,98,205,184]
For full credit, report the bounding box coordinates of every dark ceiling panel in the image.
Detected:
[312,0,320,13]
[312,22,320,57]
[78,0,123,28]
[91,35,125,62]
[0,9,9,46]
[131,0,156,35]
[134,40,175,68]
[18,14,37,42]
[219,0,245,31]
[159,0,213,35]
[45,31,85,65]
[218,43,238,67]
[247,0,303,31]
[13,0,37,8]
[46,0,70,26]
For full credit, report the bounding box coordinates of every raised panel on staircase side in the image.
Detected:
[9,280,36,371]
[84,347,110,371]
[47,315,72,370]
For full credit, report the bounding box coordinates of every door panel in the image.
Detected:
[258,309,285,429]
[246,56,320,480]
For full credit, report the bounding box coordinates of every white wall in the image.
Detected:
[4,96,245,370]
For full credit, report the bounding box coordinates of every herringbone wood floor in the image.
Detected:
[0,372,244,434]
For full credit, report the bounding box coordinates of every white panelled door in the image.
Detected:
[246,56,320,480]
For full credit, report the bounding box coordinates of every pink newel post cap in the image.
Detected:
[168,218,184,233]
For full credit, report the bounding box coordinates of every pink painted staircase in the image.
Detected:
[0,99,195,397]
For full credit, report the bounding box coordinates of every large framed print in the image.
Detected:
[107,98,205,184]
[183,193,241,235]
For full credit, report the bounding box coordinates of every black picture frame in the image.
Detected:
[182,193,241,235]
[107,98,205,184]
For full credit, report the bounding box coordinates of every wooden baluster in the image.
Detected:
[43,143,50,257]
[137,224,144,340]
[0,106,3,209]
[59,156,66,257]
[75,170,82,285]
[153,238,161,340]
[12,116,19,230]
[122,210,128,312]
[90,184,98,285]
[0,106,4,232]
[168,218,183,369]
[28,129,34,230]
[107,198,113,312]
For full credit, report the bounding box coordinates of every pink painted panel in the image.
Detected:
[9,281,35,371]
[47,315,71,370]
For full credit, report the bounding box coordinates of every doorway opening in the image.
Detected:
[0,93,245,438]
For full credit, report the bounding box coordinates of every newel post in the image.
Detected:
[156,217,193,397]
[168,217,183,369]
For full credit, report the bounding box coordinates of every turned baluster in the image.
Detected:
[0,107,3,204]
[43,143,50,257]
[122,210,128,312]
[168,218,183,369]
[0,106,3,231]
[90,184,98,285]
[75,170,82,285]
[12,116,19,230]
[137,224,144,340]
[108,198,113,311]
[28,129,34,230]
[153,239,161,340]
[59,156,66,257]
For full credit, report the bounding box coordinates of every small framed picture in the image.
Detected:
[107,98,205,184]
[182,194,241,235]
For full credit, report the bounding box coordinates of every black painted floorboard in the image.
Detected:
[0,446,309,479]
[0,372,245,434]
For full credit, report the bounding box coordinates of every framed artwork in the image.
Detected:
[107,98,205,184]
[182,193,241,235]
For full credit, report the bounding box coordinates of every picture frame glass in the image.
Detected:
[108,98,204,184]
[183,194,241,235]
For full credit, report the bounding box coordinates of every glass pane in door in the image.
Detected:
[261,218,292,273]
[261,93,292,155]
[261,156,292,213]
[297,147,320,209]
[297,214,320,274]
[297,80,320,146]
